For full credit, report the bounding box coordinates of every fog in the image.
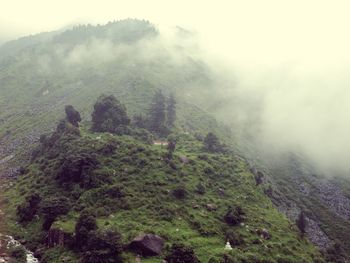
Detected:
[1,0,350,173]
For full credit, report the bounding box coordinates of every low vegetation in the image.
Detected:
[3,96,324,263]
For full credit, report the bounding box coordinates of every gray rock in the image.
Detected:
[128,234,164,256]
[206,203,217,211]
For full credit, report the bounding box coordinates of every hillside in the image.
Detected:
[0,19,226,176]
[0,19,349,262]
[2,103,324,262]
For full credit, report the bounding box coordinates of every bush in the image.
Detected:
[9,246,26,263]
[296,211,307,235]
[82,230,123,263]
[224,206,245,226]
[75,210,98,250]
[91,95,130,134]
[57,152,99,187]
[167,135,177,159]
[195,183,206,195]
[17,193,41,223]
[41,196,71,230]
[165,243,200,263]
[65,105,81,127]
[55,119,81,137]
[203,132,222,152]
[225,229,245,246]
[172,186,188,199]
[130,128,154,144]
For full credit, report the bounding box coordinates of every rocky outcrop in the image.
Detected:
[128,234,164,256]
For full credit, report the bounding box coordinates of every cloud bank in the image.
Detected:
[1,0,350,174]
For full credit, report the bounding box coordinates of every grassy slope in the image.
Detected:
[3,127,323,263]
[1,19,342,262]
[0,20,228,164]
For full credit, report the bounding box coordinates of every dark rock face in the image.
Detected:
[128,234,164,256]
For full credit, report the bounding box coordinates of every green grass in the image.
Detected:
[4,129,323,262]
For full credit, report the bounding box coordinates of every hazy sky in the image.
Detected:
[1,0,350,173]
[1,0,350,73]
[2,0,350,66]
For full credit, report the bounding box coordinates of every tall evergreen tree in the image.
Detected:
[204,132,221,152]
[296,211,307,235]
[166,94,176,128]
[65,105,81,127]
[91,95,130,134]
[148,90,166,135]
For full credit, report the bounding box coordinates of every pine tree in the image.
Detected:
[166,94,176,129]
[65,105,81,127]
[167,135,177,159]
[296,211,307,235]
[204,132,221,152]
[91,95,130,134]
[148,90,166,135]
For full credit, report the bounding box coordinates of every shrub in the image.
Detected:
[65,105,81,127]
[225,229,245,246]
[9,246,26,263]
[296,211,307,235]
[195,183,206,195]
[17,193,41,223]
[203,132,222,152]
[165,243,200,263]
[254,171,264,185]
[55,119,81,137]
[57,152,99,187]
[75,210,98,250]
[40,196,71,230]
[224,206,245,226]
[167,135,177,159]
[172,186,188,199]
[91,95,130,134]
[82,230,123,263]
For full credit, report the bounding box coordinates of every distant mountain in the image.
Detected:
[0,19,349,262]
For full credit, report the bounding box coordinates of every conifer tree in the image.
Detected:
[204,132,222,152]
[296,211,307,235]
[166,93,176,129]
[91,95,130,134]
[148,90,166,135]
[65,105,81,127]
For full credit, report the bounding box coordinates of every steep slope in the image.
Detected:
[0,19,225,177]
[0,19,348,262]
[3,117,323,262]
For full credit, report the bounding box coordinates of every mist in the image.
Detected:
[1,0,350,174]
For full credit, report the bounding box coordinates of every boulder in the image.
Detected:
[206,203,218,211]
[192,204,200,209]
[128,234,164,256]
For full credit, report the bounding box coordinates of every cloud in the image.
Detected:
[1,0,350,174]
